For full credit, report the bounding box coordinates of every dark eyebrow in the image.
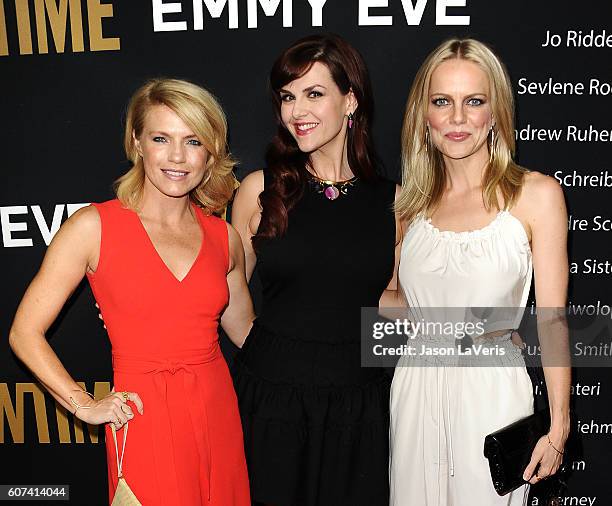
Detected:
[303,84,327,92]
[278,84,327,95]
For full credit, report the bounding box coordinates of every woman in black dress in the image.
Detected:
[231,34,400,506]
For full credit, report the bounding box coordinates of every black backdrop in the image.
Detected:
[1,1,611,504]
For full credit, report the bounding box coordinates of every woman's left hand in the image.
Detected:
[523,431,566,484]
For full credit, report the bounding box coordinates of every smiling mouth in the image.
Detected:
[295,122,319,136]
[162,169,189,179]
[445,132,470,141]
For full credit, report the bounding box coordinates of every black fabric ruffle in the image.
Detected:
[232,322,390,506]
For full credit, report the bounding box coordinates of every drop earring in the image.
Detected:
[489,126,495,164]
[348,112,354,129]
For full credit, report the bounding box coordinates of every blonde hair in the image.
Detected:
[396,38,526,224]
[115,78,237,214]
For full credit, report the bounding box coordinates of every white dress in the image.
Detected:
[390,210,534,506]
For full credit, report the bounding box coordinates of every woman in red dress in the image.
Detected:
[9,79,253,505]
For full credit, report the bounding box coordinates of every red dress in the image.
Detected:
[87,199,250,506]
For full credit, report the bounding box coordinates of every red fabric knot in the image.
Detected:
[152,361,185,375]
[111,350,220,502]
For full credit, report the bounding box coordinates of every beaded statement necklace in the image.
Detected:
[308,173,358,201]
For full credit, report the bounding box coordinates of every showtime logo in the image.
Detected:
[0,0,119,56]
[1,203,89,248]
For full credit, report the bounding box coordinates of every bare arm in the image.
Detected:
[231,170,264,281]
[9,206,143,426]
[520,173,571,483]
[380,185,406,309]
[220,223,256,347]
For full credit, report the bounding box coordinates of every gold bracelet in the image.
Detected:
[547,434,564,456]
[69,390,94,415]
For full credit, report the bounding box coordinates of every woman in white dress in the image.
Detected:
[388,39,571,505]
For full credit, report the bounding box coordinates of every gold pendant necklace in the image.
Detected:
[308,173,358,201]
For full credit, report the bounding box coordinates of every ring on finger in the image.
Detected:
[120,404,129,415]
[121,391,129,402]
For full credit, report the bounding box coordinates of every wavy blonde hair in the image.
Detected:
[396,38,526,224]
[115,78,237,214]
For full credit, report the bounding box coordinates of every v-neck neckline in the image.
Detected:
[133,202,206,284]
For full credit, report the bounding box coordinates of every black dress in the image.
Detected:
[232,171,396,506]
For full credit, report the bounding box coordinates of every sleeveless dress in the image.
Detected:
[86,199,250,506]
[231,174,396,506]
[389,210,535,506]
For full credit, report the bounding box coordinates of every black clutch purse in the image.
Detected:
[483,410,550,496]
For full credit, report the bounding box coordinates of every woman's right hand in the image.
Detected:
[73,390,144,429]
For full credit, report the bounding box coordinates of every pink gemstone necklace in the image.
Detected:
[308,173,358,201]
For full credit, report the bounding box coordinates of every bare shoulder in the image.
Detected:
[232,170,264,238]
[225,221,246,268]
[519,171,565,210]
[42,204,101,272]
[54,204,101,243]
[512,171,566,240]
[507,171,566,242]
[238,170,264,198]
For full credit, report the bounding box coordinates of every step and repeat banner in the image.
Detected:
[1,0,611,504]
